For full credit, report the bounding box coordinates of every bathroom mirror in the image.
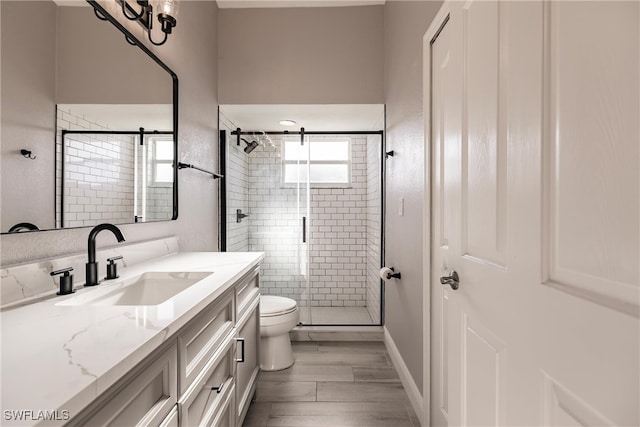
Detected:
[0,0,178,234]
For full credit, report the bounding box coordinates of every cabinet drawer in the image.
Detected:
[69,343,178,427]
[179,335,235,426]
[235,269,259,321]
[178,289,234,394]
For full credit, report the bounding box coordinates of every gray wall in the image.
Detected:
[1,1,57,232]
[218,6,384,104]
[383,0,443,394]
[56,6,171,105]
[0,0,219,265]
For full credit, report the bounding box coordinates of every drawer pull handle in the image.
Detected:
[206,382,224,394]
[235,337,245,363]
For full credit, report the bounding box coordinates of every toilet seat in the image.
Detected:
[260,295,297,317]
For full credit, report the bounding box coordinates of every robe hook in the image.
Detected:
[20,149,36,160]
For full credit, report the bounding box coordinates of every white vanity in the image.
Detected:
[1,246,263,427]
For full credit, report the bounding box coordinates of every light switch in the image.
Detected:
[399,197,404,216]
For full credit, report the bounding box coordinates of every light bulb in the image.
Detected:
[160,0,177,17]
[162,0,178,17]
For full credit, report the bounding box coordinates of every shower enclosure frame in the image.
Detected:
[219,127,387,327]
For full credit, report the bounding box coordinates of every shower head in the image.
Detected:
[241,138,259,154]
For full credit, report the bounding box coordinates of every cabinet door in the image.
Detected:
[235,296,260,427]
[69,343,178,427]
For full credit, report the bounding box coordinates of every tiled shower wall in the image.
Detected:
[222,123,250,252]
[225,132,382,315]
[306,135,367,307]
[144,186,173,221]
[247,136,306,303]
[56,107,135,228]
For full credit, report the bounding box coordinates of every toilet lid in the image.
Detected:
[260,295,297,317]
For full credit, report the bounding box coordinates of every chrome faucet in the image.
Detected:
[85,224,126,286]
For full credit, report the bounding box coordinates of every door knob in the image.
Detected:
[440,271,459,290]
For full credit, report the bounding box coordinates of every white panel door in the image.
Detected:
[426,1,639,426]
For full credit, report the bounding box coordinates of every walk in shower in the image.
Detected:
[219,105,384,326]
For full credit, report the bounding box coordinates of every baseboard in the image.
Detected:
[384,326,424,426]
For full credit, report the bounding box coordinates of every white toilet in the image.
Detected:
[259,295,299,371]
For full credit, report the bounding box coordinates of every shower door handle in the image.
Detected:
[302,216,307,243]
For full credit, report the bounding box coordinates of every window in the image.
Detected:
[149,137,174,185]
[282,139,351,186]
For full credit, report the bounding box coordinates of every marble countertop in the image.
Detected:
[0,251,263,426]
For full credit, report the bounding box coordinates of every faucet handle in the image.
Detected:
[51,267,74,295]
[105,256,123,280]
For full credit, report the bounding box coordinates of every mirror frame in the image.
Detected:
[86,0,179,223]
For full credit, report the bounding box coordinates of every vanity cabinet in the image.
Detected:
[66,266,261,427]
[176,267,260,427]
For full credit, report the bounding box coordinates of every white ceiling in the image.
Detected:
[220,104,384,132]
[217,0,384,8]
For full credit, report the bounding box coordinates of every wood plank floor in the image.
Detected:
[242,341,420,427]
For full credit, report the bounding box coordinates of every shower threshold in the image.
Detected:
[292,307,382,340]
[298,306,375,325]
[291,324,383,342]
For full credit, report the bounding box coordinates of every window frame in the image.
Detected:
[281,138,352,188]
[148,136,174,187]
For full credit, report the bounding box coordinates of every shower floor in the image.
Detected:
[298,306,374,325]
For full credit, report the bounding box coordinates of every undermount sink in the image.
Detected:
[56,271,213,306]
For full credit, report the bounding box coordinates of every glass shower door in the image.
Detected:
[222,129,311,320]
[282,135,311,324]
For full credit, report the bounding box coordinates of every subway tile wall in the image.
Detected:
[222,124,250,252]
[305,135,368,308]
[248,135,307,304]
[56,107,135,228]
[145,185,173,221]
